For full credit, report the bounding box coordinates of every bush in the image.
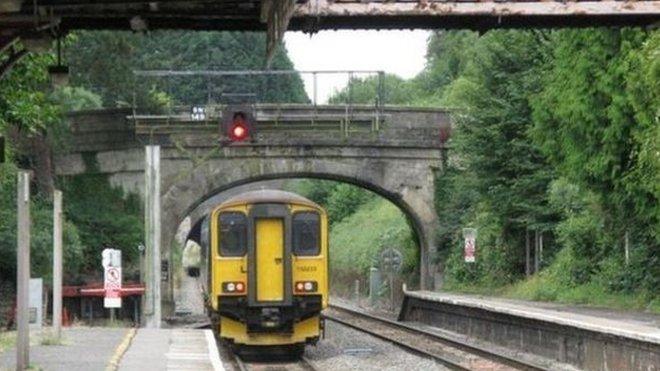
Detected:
[330,198,417,291]
[59,172,143,275]
[325,183,373,224]
[443,208,520,289]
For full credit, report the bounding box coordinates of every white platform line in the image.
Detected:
[205,329,225,371]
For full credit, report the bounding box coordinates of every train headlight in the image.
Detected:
[295,281,317,293]
[223,281,246,294]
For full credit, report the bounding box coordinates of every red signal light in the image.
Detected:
[231,124,247,140]
[228,112,250,142]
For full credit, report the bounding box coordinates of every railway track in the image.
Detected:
[232,352,318,371]
[324,303,549,371]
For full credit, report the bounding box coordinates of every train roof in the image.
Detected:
[218,189,322,209]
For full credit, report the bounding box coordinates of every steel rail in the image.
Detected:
[324,309,470,371]
[231,351,319,371]
[326,303,548,371]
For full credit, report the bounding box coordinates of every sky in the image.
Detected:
[283,30,431,103]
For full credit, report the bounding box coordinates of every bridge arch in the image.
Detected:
[159,151,440,314]
[180,172,429,244]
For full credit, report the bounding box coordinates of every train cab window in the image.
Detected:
[219,212,247,257]
[292,212,320,256]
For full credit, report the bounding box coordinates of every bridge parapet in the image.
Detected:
[62,104,450,153]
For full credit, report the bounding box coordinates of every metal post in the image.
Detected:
[354,279,359,302]
[624,230,630,265]
[53,190,63,341]
[144,146,162,328]
[389,273,395,312]
[369,267,380,306]
[534,229,539,274]
[539,231,544,268]
[16,171,30,371]
[525,229,531,277]
[312,72,318,106]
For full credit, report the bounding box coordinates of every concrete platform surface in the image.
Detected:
[119,328,224,371]
[407,290,660,344]
[0,327,128,371]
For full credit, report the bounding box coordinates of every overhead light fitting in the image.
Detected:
[48,36,69,88]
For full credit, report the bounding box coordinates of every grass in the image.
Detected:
[0,331,16,353]
[444,275,660,314]
[330,198,416,279]
[504,277,660,314]
[38,329,66,346]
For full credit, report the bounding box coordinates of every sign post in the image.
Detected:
[463,228,477,263]
[102,249,122,319]
[380,247,403,312]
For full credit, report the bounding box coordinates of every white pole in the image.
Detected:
[53,190,63,341]
[16,171,31,370]
[145,146,161,328]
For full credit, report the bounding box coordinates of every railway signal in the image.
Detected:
[221,105,255,144]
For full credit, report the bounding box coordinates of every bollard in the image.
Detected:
[369,267,381,306]
[354,279,360,302]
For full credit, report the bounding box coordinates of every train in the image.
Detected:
[199,189,329,356]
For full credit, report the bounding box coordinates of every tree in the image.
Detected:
[65,31,309,108]
[328,73,419,105]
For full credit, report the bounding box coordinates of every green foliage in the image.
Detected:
[328,73,420,105]
[284,179,337,206]
[330,198,417,281]
[325,183,374,224]
[0,51,59,135]
[59,172,143,275]
[433,30,557,286]
[0,163,84,283]
[429,28,658,308]
[49,86,103,112]
[287,179,373,225]
[66,31,308,108]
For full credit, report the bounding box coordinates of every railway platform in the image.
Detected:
[400,290,660,370]
[119,328,223,371]
[0,327,225,371]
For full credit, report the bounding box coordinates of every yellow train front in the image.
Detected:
[206,190,328,355]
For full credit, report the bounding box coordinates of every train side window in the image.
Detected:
[292,212,320,256]
[219,212,247,257]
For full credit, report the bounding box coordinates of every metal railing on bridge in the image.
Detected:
[128,70,390,137]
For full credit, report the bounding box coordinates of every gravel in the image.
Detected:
[304,321,448,371]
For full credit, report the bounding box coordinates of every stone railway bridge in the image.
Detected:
[54,104,450,315]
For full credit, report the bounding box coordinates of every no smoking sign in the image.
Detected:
[103,249,122,308]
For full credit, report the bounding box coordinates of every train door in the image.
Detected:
[255,218,284,302]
